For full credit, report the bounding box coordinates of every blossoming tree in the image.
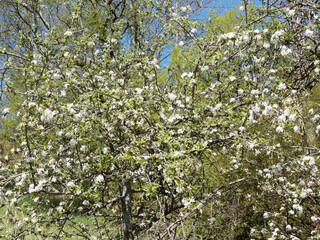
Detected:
[0,0,320,239]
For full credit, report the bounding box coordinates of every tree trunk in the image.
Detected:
[121,179,133,240]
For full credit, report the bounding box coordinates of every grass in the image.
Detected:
[0,195,122,240]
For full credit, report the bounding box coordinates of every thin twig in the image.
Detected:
[158,178,246,239]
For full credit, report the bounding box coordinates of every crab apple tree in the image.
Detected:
[0,0,320,239]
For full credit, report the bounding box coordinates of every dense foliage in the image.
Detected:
[0,0,320,239]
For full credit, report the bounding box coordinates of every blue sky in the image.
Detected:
[159,0,262,65]
[197,0,261,17]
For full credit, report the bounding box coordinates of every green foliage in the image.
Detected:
[1,1,320,240]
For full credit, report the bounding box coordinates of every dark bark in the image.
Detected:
[121,178,133,240]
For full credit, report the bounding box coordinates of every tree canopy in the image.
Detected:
[0,0,320,239]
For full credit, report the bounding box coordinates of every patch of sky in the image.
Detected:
[159,0,262,68]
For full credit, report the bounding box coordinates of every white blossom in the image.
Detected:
[239,126,246,132]
[80,145,86,152]
[288,9,295,16]
[67,181,75,187]
[69,139,78,147]
[180,6,187,12]
[191,28,197,33]
[280,46,292,56]
[118,78,124,85]
[2,108,10,114]
[88,41,95,48]
[286,225,292,231]
[95,174,104,183]
[200,66,209,71]
[289,114,296,121]
[222,32,236,39]
[168,93,177,101]
[182,197,195,208]
[312,114,320,121]
[172,151,184,157]
[278,82,286,90]
[251,89,259,95]
[41,109,56,123]
[311,215,319,222]
[176,185,184,193]
[56,206,63,212]
[292,204,303,215]
[263,42,270,49]
[271,30,285,43]
[74,110,86,121]
[151,58,159,69]
[302,156,315,166]
[305,29,314,37]
[64,30,73,36]
[135,88,143,95]
[276,126,284,133]
[300,190,307,198]
[52,73,62,80]
[229,76,236,82]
